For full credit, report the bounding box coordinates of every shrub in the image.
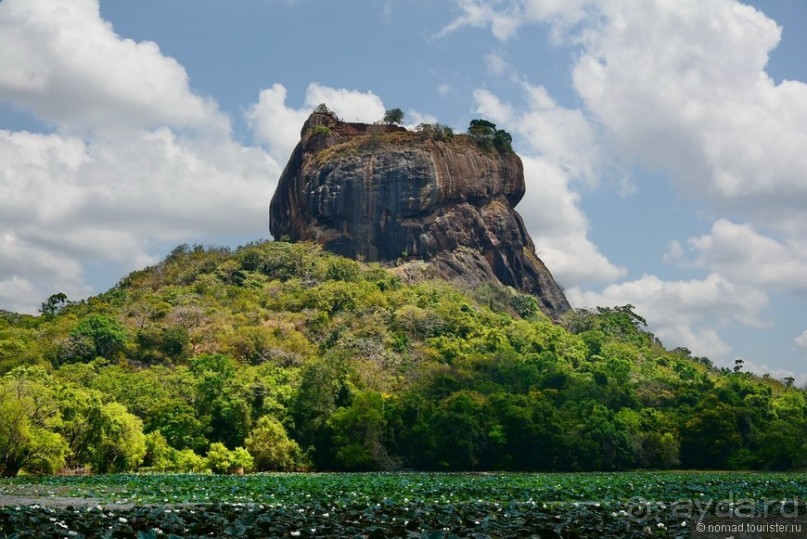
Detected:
[310,124,332,137]
[206,442,254,474]
[206,442,233,474]
[230,447,255,473]
[173,448,209,473]
[416,123,454,141]
[364,124,386,149]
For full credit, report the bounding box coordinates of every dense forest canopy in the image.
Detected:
[0,241,804,476]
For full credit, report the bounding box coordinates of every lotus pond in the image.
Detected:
[1,471,805,538]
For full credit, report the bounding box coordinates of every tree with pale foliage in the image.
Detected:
[206,442,233,474]
[245,415,302,471]
[90,402,147,473]
[206,442,254,474]
[0,368,68,477]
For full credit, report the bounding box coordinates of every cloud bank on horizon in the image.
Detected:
[0,0,804,382]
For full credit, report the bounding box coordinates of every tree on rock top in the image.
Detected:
[468,118,513,153]
[383,108,405,125]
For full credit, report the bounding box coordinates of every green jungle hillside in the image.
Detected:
[1,240,805,476]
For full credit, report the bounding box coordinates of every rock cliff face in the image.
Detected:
[270,112,571,319]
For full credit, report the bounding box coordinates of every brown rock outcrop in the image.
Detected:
[270,112,571,319]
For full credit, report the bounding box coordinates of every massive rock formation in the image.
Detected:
[270,112,571,319]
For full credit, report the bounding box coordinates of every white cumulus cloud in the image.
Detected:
[451,0,807,368]
[247,82,386,164]
[0,0,227,133]
[0,0,281,313]
[671,220,807,292]
[567,273,769,362]
[473,86,624,287]
[570,0,807,234]
[304,83,385,124]
[0,0,396,315]
[0,127,275,313]
[795,330,807,352]
[520,157,625,287]
[440,0,589,41]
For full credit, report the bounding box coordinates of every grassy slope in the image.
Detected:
[0,240,804,472]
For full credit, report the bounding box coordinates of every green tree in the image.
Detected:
[0,330,43,373]
[492,129,513,152]
[752,419,806,470]
[485,392,561,470]
[425,391,490,470]
[328,390,396,470]
[56,384,106,468]
[206,442,253,473]
[245,415,302,471]
[76,315,128,358]
[0,368,68,476]
[681,394,742,468]
[291,353,353,462]
[468,119,497,139]
[564,402,632,471]
[416,123,453,141]
[135,324,189,364]
[142,431,173,471]
[383,108,404,125]
[230,446,254,473]
[39,292,69,318]
[325,257,362,282]
[467,119,513,153]
[90,402,147,472]
[314,103,334,116]
[189,354,252,448]
[173,449,208,472]
[59,315,127,363]
[206,442,233,474]
[146,399,208,452]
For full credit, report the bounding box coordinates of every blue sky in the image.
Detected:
[1,0,806,383]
